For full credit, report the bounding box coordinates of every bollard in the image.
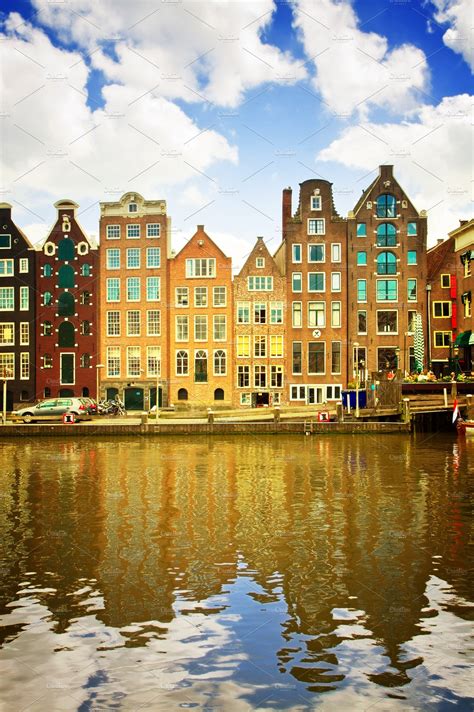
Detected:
[402,398,411,424]
[443,388,448,408]
[336,403,344,422]
[451,380,457,399]
[273,407,280,424]
[466,394,473,421]
[141,411,148,425]
[207,409,214,425]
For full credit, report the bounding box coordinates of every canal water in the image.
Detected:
[0,434,472,711]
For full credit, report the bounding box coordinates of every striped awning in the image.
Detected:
[454,330,472,347]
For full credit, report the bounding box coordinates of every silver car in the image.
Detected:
[15,398,91,423]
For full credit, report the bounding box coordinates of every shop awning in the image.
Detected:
[454,330,472,347]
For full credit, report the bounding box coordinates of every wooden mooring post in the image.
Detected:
[466,394,473,420]
[401,398,411,424]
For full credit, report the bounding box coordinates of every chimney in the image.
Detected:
[0,202,12,219]
[282,187,292,233]
[197,224,204,232]
[379,165,394,181]
[437,238,444,245]
[459,219,468,226]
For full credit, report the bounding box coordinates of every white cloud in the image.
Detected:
[292,0,429,118]
[432,0,474,72]
[318,94,473,242]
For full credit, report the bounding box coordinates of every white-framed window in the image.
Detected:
[292,342,302,374]
[194,286,208,307]
[126,277,140,302]
[128,202,138,213]
[176,315,189,341]
[0,259,14,277]
[331,301,341,328]
[254,335,266,358]
[237,301,250,324]
[20,322,29,345]
[126,248,140,269]
[357,279,367,303]
[126,310,141,336]
[106,248,120,270]
[106,311,120,336]
[270,335,283,358]
[0,353,14,378]
[146,276,160,301]
[20,352,29,380]
[237,335,251,357]
[292,244,302,263]
[237,365,250,388]
[270,301,283,324]
[292,301,302,328]
[146,223,160,238]
[0,235,11,249]
[240,392,251,405]
[271,365,283,388]
[331,342,341,375]
[308,301,325,328]
[213,314,226,341]
[331,243,341,263]
[248,275,273,291]
[176,349,189,376]
[213,286,226,306]
[358,310,368,334]
[292,272,302,292]
[254,365,266,388]
[147,346,161,377]
[254,301,266,324]
[376,279,398,302]
[307,218,325,235]
[20,287,29,311]
[186,258,216,278]
[147,310,160,336]
[213,349,226,375]
[308,244,325,263]
[0,287,14,311]
[310,195,322,211]
[106,225,120,240]
[126,346,141,377]
[194,315,207,341]
[331,272,341,292]
[256,257,265,268]
[308,272,325,292]
[127,224,140,239]
[146,247,160,268]
[377,310,398,334]
[106,278,120,302]
[308,342,325,375]
[0,323,14,345]
[176,287,189,307]
[19,258,29,273]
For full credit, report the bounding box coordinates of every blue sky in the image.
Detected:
[1,0,472,267]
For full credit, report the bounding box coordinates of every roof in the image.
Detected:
[426,237,455,281]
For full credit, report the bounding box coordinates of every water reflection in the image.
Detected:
[0,434,472,710]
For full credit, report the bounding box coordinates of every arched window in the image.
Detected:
[214,388,224,401]
[214,349,226,375]
[80,353,91,368]
[43,354,53,368]
[176,350,188,375]
[58,321,75,347]
[58,264,75,288]
[58,237,75,261]
[42,321,53,336]
[377,251,397,275]
[81,320,91,335]
[43,291,53,306]
[376,223,397,247]
[81,264,91,277]
[81,291,91,305]
[58,292,75,316]
[376,194,397,218]
[194,350,207,382]
[43,263,53,277]
[177,388,188,401]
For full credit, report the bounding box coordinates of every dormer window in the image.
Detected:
[310,195,322,211]
[129,203,138,213]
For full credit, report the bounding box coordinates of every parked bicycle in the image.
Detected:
[97,397,127,416]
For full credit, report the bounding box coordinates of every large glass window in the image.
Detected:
[126,248,140,269]
[308,301,325,327]
[307,219,325,235]
[126,346,141,376]
[377,251,397,275]
[407,222,417,236]
[308,272,324,292]
[147,310,160,336]
[213,350,226,375]
[331,342,341,374]
[377,310,398,333]
[176,315,189,341]
[356,223,366,237]
[254,302,266,324]
[194,350,207,382]
[357,280,367,302]
[146,276,160,301]
[308,244,325,262]
[376,279,398,301]
[147,223,160,237]
[194,287,208,307]
[292,342,302,374]
[254,365,266,388]
[254,335,266,358]
[0,259,13,276]
[127,224,140,239]
[106,278,120,302]
[248,276,273,291]
[213,315,226,340]
[292,301,302,328]
[292,273,302,292]
[194,315,207,341]
[292,244,302,263]
[186,258,216,277]
[376,193,397,218]
[20,287,29,311]
[0,323,14,345]
[308,342,325,374]
[213,287,226,306]
[0,353,14,378]
[0,287,14,310]
[376,223,397,246]
[127,310,141,336]
[331,301,341,327]
[127,277,140,301]
[358,310,367,334]
[106,225,120,239]
[237,365,250,388]
[237,335,250,357]
[106,249,120,269]
[270,335,283,358]
[270,301,283,324]
[408,279,417,301]
[270,365,283,388]
[237,301,250,324]
[407,250,417,265]
[106,311,120,336]
[357,251,367,266]
[176,350,188,375]
[176,287,189,307]
[147,346,161,377]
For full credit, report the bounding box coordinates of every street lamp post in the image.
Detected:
[95,364,104,402]
[353,341,360,418]
[395,347,400,375]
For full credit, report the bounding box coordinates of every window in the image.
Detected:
[377,347,398,371]
[176,350,188,375]
[81,264,91,277]
[127,224,140,239]
[106,278,120,302]
[126,248,140,269]
[194,350,207,382]
[0,235,11,249]
[81,320,91,336]
[20,322,29,345]
[147,346,161,377]
[308,301,325,327]
[20,353,29,380]
[407,222,417,236]
[106,249,120,270]
[357,280,367,302]
[270,302,283,324]
[331,272,341,292]
[178,388,188,401]
[194,287,208,307]
[126,346,141,377]
[441,274,451,288]
[433,301,451,318]
[237,335,250,357]
[214,349,226,375]
[0,353,14,378]
[290,386,306,401]
[147,310,160,336]
[270,365,283,388]
[308,244,325,262]
[80,291,90,306]
[43,263,53,277]
[254,335,266,358]
[292,244,302,263]
[358,310,367,334]
[308,218,325,235]
[43,353,53,369]
[331,243,341,262]
[129,202,138,213]
[377,251,397,275]
[80,353,91,368]
[0,285,16,309]
[254,302,266,324]
[58,264,74,288]
[376,279,398,301]
[377,310,398,333]
[237,365,250,388]
[186,258,216,277]
[377,223,397,247]
[292,273,302,292]
[147,223,160,237]
[146,276,160,301]
[408,279,417,301]
[213,287,226,306]
[376,193,397,218]
[58,238,74,261]
[434,332,451,347]
[0,259,13,276]
[106,225,120,239]
[311,195,322,210]
[408,311,417,332]
[0,323,14,345]
[127,277,140,302]
[213,315,226,341]
[331,342,341,374]
[308,342,325,374]
[107,311,120,336]
[464,293,472,318]
[194,315,207,341]
[127,310,141,336]
[331,301,341,327]
[356,223,366,237]
[292,302,302,328]
[237,301,250,324]
[254,365,266,388]
[176,287,189,307]
[248,275,273,291]
[42,321,53,336]
[19,287,29,311]
[308,273,325,292]
[292,342,302,374]
[143,248,160,270]
[270,335,283,358]
[357,251,367,266]
[464,256,472,278]
[256,257,265,268]
[407,250,417,265]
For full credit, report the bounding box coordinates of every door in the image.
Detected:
[150,387,162,409]
[60,353,75,385]
[124,387,144,411]
[307,387,323,405]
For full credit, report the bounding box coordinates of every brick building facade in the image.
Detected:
[452,219,474,373]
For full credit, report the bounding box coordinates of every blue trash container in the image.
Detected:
[342,390,367,409]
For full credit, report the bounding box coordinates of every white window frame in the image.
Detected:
[308,244,325,263]
[106,225,120,240]
[126,224,140,239]
[292,244,302,263]
[331,243,341,263]
[175,315,189,342]
[213,286,226,307]
[331,272,341,292]
[376,309,399,335]
[213,314,226,341]
[310,195,322,211]
[146,223,161,238]
[307,218,325,235]
[146,310,161,337]
[308,272,325,293]
[106,248,120,270]
[0,323,15,345]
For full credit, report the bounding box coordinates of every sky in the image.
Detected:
[0,0,472,271]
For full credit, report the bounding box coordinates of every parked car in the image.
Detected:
[15,398,92,423]
[81,397,98,414]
